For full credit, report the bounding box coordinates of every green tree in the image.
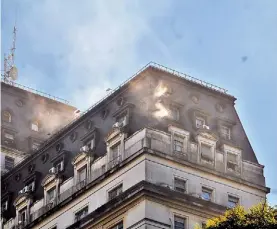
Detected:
[195,203,277,229]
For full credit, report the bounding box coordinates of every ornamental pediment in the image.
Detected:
[72,152,88,166]
[41,174,56,187]
[13,193,31,207]
[197,130,218,142]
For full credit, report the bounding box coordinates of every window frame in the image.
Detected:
[108,183,123,201]
[31,121,39,132]
[109,221,123,229]
[174,215,187,229]
[5,156,15,170]
[200,143,214,163]
[47,187,56,203]
[19,207,27,223]
[2,110,12,123]
[227,194,239,208]
[196,116,205,129]
[226,151,239,172]
[74,205,89,222]
[201,186,214,201]
[77,165,87,183]
[220,125,231,140]
[174,177,187,193]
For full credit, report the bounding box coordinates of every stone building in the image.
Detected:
[1,79,77,174]
[1,62,269,229]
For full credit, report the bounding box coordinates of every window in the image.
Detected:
[47,187,56,203]
[4,132,14,140]
[220,126,231,140]
[196,117,205,128]
[110,143,120,161]
[171,107,179,121]
[32,142,40,151]
[74,206,88,222]
[19,208,27,223]
[110,222,123,229]
[55,161,64,172]
[108,184,123,201]
[174,140,183,152]
[78,166,87,182]
[5,156,15,170]
[174,216,186,229]
[2,111,12,122]
[116,115,127,127]
[202,187,213,201]
[201,144,213,162]
[31,121,39,132]
[174,178,186,193]
[26,181,35,192]
[202,222,206,229]
[227,152,238,171]
[228,195,239,208]
[1,201,8,211]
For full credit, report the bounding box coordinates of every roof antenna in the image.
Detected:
[2,10,18,84]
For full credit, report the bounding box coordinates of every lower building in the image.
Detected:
[3,127,268,229]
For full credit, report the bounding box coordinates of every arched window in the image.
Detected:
[31,121,39,132]
[2,111,12,123]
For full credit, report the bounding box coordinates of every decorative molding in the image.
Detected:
[72,152,89,166]
[41,174,56,187]
[13,193,31,207]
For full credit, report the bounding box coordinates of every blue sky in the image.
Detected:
[2,0,277,205]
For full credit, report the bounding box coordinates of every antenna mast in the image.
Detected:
[2,25,18,83]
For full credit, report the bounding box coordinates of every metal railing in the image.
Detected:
[1,78,70,104]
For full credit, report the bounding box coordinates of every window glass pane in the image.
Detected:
[78,167,87,182]
[174,178,186,193]
[174,140,183,152]
[3,111,11,122]
[202,187,212,201]
[111,143,120,160]
[227,153,237,162]
[201,144,213,161]
[47,188,55,202]
[196,117,204,128]
[5,156,15,170]
[174,216,186,229]
[228,195,239,208]
[108,184,123,200]
[75,206,88,222]
[31,122,39,131]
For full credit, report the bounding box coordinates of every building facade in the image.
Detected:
[1,63,269,229]
[1,79,77,174]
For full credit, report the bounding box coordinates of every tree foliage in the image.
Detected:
[195,203,277,229]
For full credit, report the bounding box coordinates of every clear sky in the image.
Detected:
[2,0,277,205]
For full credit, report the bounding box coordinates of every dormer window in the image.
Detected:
[201,144,213,163]
[19,207,27,224]
[173,139,183,152]
[31,121,39,132]
[110,143,120,161]
[78,166,87,183]
[227,152,239,172]
[171,106,180,121]
[196,116,205,129]
[26,181,35,192]
[2,110,12,123]
[55,160,64,172]
[220,125,231,140]
[47,187,56,204]
[5,156,15,170]
[1,200,8,212]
